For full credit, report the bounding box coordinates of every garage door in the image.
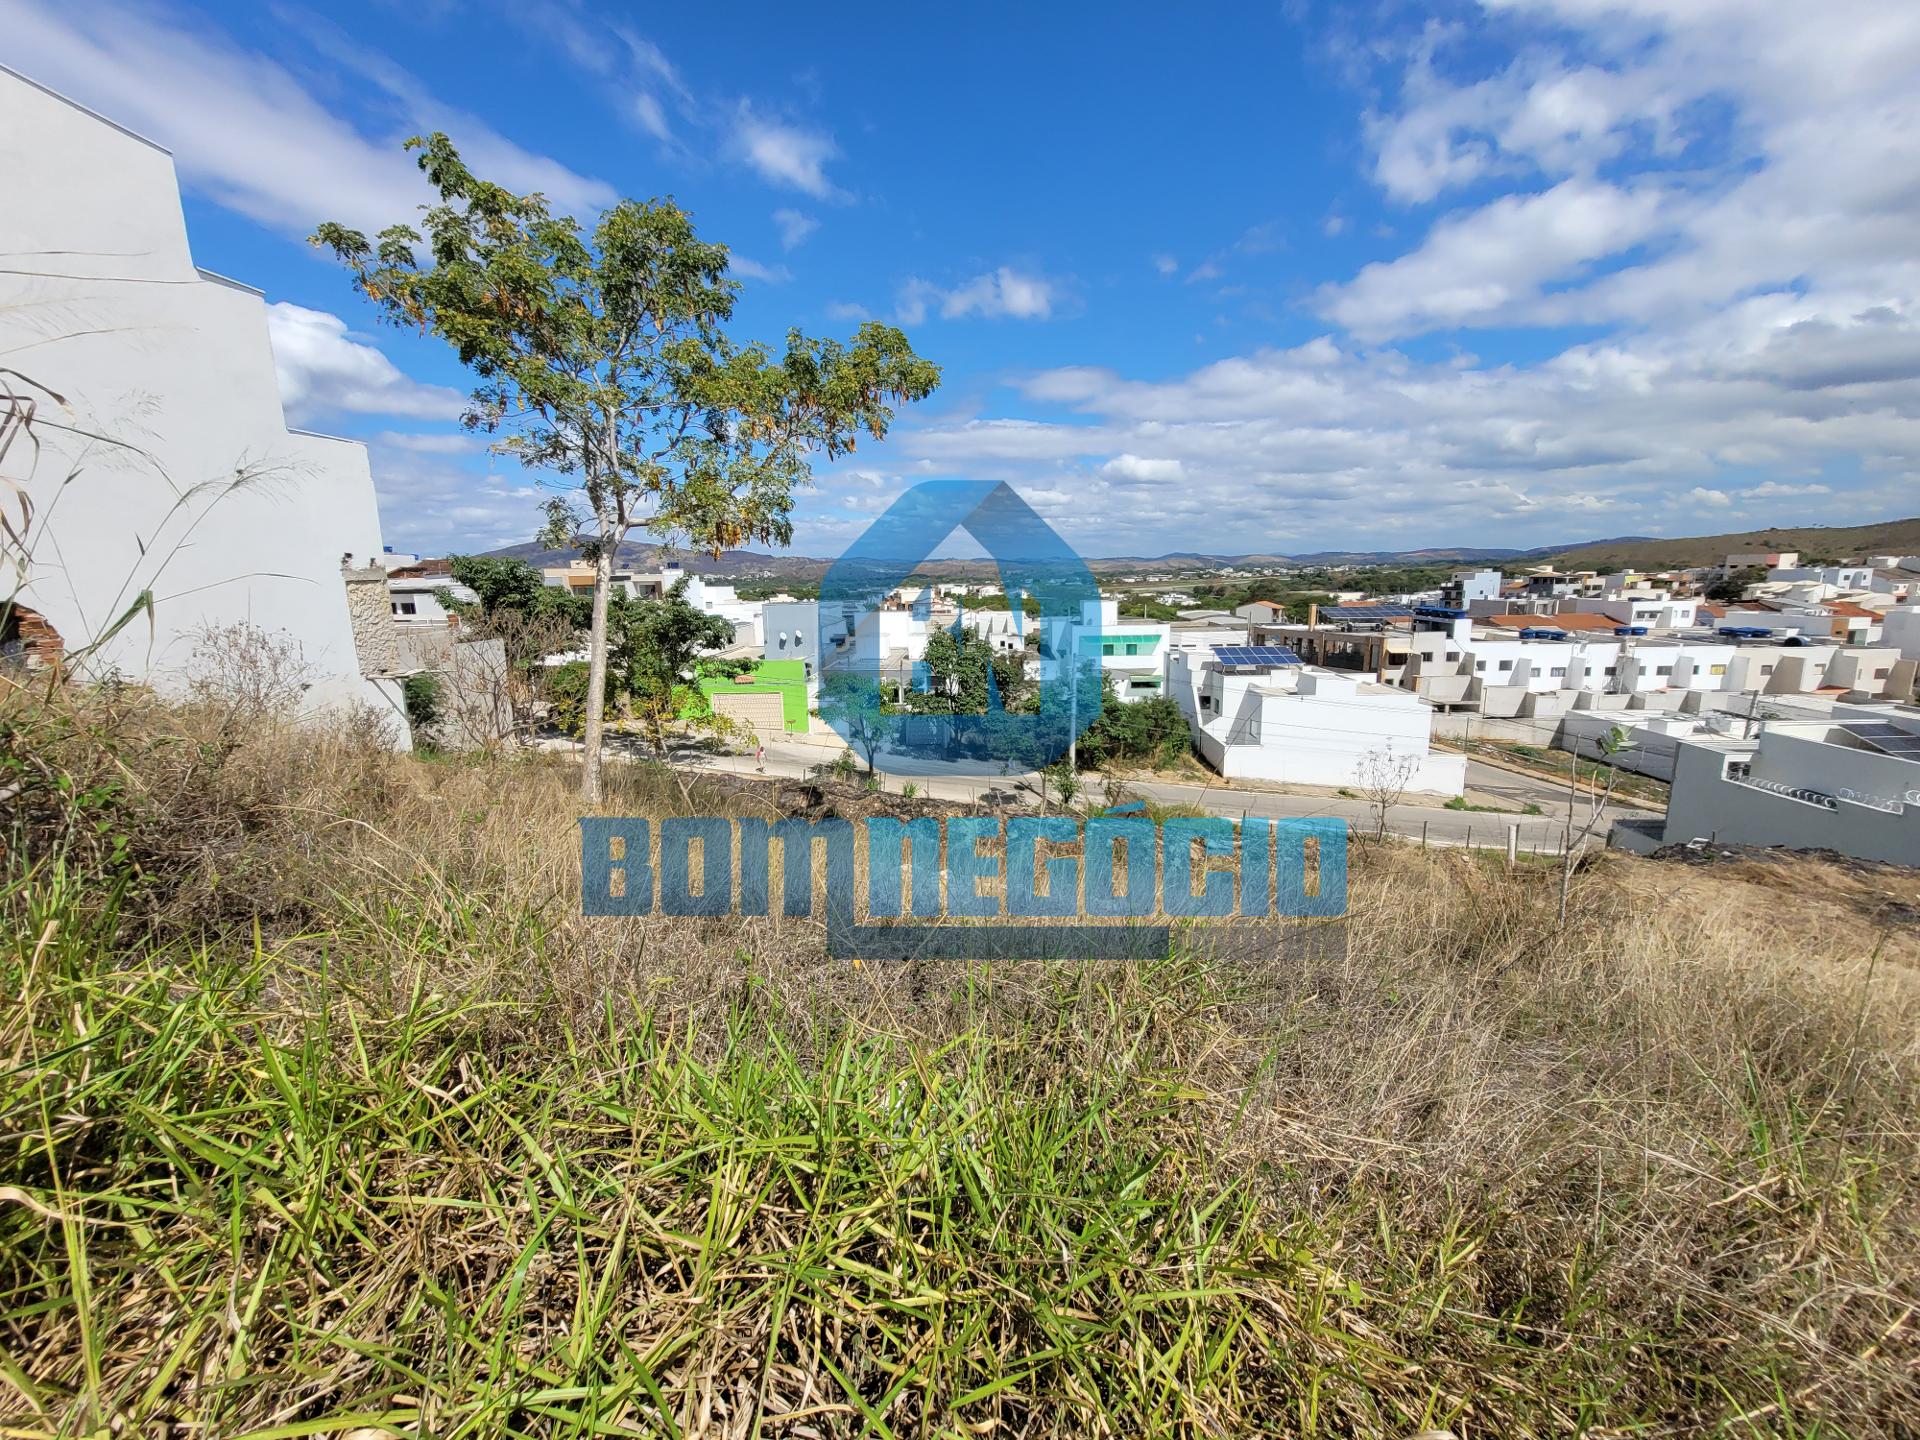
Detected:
[711,690,785,744]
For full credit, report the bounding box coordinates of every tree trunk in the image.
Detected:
[578,523,617,804]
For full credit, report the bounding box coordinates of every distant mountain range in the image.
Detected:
[478,515,1920,580]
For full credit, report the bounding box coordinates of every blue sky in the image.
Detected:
[9,0,1920,559]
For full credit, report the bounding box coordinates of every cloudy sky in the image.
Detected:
[8,0,1920,558]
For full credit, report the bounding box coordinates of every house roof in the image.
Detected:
[390,558,452,578]
[1481,612,1620,633]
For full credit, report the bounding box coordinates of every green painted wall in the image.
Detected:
[694,659,811,732]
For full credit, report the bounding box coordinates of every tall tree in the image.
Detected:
[314,135,939,801]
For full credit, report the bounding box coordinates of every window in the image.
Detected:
[1498,659,1513,670]
[392,599,417,616]
[1710,663,1726,676]
[1475,660,1487,671]
[1550,667,1566,678]
[1656,666,1671,677]
[1604,666,1617,676]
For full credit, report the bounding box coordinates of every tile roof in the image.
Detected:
[1481,612,1621,632]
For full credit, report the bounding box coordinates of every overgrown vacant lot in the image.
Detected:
[4,689,1918,1438]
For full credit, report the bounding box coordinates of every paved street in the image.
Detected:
[630,733,1646,855]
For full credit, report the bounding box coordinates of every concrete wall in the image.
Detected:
[1660,735,1920,865]
[1,68,395,725]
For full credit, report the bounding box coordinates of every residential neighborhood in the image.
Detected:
[7,52,1919,866]
[6,6,1920,1434]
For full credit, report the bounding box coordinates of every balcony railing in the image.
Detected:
[1727,773,1838,810]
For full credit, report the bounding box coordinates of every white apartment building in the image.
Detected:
[1041,598,1172,704]
[680,573,763,649]
[1768,563,1876,591]
[0,66,403,730]
[1621,715,1920,866]
[1562,590,1700,630]
[1440,568,1503,607]
[1167,648,1465,796]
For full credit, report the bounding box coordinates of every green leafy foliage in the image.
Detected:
[911,627,1030,716]
[1074,682,1192,770]
[611,579,735,752]
[402,673,442,741]
[312,133,939,798]
[1705,564,1768,602]
[443,555,590,630]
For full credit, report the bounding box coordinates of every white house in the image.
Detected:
[1168,648,1465,796]
[1563,590,1700,630]
[0,66,403,734]
[1768,563,1876,591]
[1625,717,1920,866]
[1884,605,1920,661]
[388,573,477,627]
[680,573,763,649]
[957,607,1027,655]
[1075,598,1171,703]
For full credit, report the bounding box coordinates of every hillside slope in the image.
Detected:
[1546,515,1920,571]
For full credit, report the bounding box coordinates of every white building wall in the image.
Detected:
[1,68,398,730]
[1660,731,1919,865]
[1883,606,1920,661]
[1180,658,1465,796]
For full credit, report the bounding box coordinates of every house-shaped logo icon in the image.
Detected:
[815,481,1103,776]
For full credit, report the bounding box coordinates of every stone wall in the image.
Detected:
[342,565,402,678]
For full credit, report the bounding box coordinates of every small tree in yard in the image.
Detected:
[1357,744,1419,842]
[1559,725,1634,927]
[611,579,734,755]
[314,136,939,801]
[819,669,899,773]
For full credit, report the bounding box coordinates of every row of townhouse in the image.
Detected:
[1765,554,1920,602]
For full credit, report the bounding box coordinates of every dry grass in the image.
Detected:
[3,683,1918,1437]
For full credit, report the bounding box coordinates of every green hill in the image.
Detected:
[1545,515,1920,571]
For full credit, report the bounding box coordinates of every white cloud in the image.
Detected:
[1102,455,1185,482]
[2,0,613,235]
[267,304,464,425]
[731,104,842,199]
[897,268,1057,324]
[1319,179,1666,339]
[773,208,819,250]
[1152,253,1179,276]
[1745,482,1832,498]
[727,254,793,284]
[371,431,482,455]
[826,301,872,323]
[1343,1,1920,340]
[892,311,1920,551]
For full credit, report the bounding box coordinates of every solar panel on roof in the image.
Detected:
[1211,645,1302,667]
[1840,722,1920,758]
